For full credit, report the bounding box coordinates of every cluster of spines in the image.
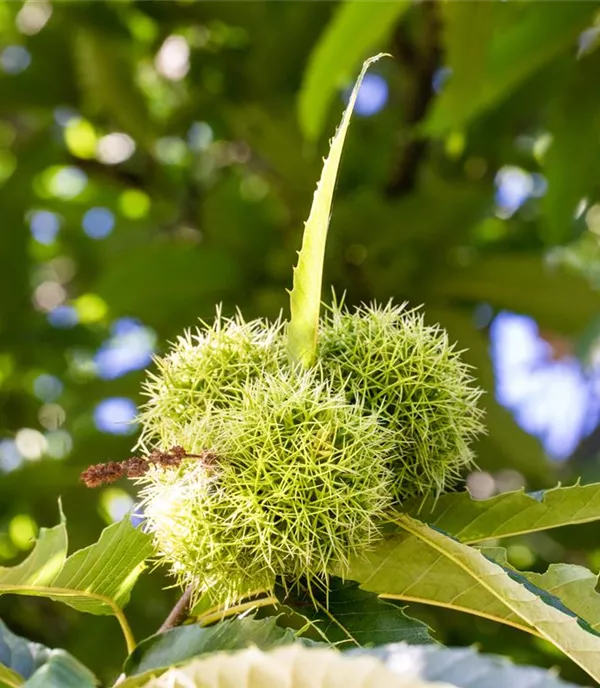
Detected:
[136,370,394,604]
[318,301,484,501]
[86,302,483,605]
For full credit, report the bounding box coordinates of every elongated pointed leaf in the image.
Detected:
[430,3,493,129]
[288,55,386,367]
[404,481,600,544]
[49,516,153,615]
[483,551,600,634]
[0,517,152,616]
[425,3,596,134]
[275,578,433,648]
[346,525,530,636]
[542,51,600,244]
[350,515,600,683]
[299,2,409,141]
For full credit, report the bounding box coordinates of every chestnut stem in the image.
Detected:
[158,585,194,634]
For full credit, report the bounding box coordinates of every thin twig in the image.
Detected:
[158,585,194,634]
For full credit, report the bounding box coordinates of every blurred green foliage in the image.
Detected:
[2,0,600,684]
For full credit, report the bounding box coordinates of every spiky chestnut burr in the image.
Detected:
[318,301,485,502]
[137,369,394,605]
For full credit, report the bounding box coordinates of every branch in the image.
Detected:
[386,0,442,197]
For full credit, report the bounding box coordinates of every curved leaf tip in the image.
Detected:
[287,53,390,368]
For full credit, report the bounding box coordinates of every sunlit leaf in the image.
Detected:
[121,644,452,688]
[348,514,600,683]
[0,514,152,654]
[0,515,67,588]
[404,481,600,544]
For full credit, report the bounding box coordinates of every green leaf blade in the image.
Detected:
[51,516,153,615]
[404,481,600,544]
[541,51,600,244]
[0,621,97,688]
[288,54,387,368]
[275,579,433,648]
[23,651,97,688]
[0,518,67,588]
[351,515,600,683]
[425,3,597,135]
[123,617,297,681]
[299,2,409,142]
[0,514,153,654]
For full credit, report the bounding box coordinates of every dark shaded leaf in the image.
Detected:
[276,578,433,648]
[429,254,600,334]
[542,51,600,244]
[123,618,297,682]
[425,3,596,133]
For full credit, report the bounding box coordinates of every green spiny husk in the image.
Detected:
[318,301,485,502]
[138,368,394,604]
[136,302,483,604]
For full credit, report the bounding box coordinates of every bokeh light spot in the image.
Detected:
[95,317,156,380]
[38,403,66,431]
[34,281,66,312]
[33,374,63,402]
[155,35,190,81]
[83,207,115,239]
[1,46,31,74]
[495,166,534,217]
[154,137,188,166]
[8,514,37,550]
[97,133,136,165]
[15,428,47,460]
[29,210,60,245]
[40,166,88,200]
[47,305,79,328]
[100,488,135,523]
[0,440,23,473]
[16,1,52,35]
[64,118,97,159]
[45,430,72,459]
[74,293,108,324]
[94,398,138,435]
[346,73,388,117]
[118,189,150,219]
